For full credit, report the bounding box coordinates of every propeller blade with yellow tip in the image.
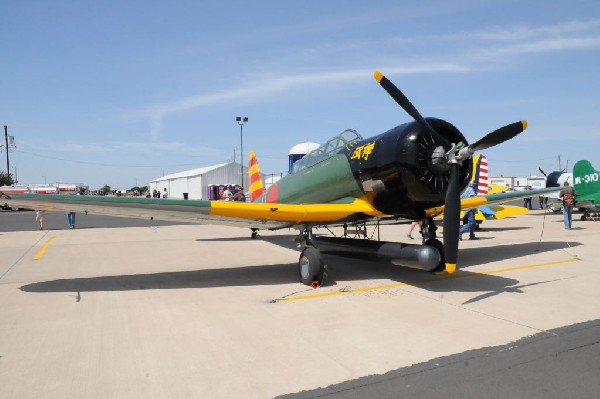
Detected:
[470,120,528,152]
[373,70,529,275]
[373,70,439,138]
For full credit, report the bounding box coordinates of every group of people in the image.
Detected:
[405,180,578,241]
[151,188,168,198]
[220,185,246,201]
[522,186,549,210]
[35,210,76,230]
[406,181,480,241]
[521,181,578,230]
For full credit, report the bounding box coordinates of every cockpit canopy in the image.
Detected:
[292,129,362,173]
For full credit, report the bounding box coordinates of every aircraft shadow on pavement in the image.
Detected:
[458,241,581,267]
[20,262,301,293]
[195,234,298,244]
[18,259,530,304]
[320,254,576,304]
[477,226,530,232]
[19,240,581,299]
[460,277,571,305]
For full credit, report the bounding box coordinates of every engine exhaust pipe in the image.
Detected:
[310,236,441,272]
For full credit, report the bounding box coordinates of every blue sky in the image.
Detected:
[2,0,599,189]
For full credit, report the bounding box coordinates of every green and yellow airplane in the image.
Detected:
[0,71,561,286]
[573,160,600,220]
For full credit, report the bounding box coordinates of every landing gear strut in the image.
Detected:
[420,217,445,272]
[298,226,327,286]
[299,247,325,286]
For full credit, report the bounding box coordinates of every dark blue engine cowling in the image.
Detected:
[345,118,472,218]
[546,171,564,188]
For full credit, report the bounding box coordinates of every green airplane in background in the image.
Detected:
[573,160,600,220]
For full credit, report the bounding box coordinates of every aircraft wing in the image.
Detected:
[1,186,559,230]
[425,186,562,217]
[0,192,383,229]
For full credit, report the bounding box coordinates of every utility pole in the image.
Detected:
[236,117,248,188]
[4,125,9,176]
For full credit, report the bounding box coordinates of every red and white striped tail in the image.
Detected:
[248,151,265,202]
[476,155,489,195]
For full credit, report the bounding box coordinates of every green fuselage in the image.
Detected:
[255,119,472,219]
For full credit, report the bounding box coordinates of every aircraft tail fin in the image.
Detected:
[471,154,489,195]
[248,151,266,202]
[573,160,600,197]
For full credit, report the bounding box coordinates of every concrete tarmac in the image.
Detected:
[0,209,599,398]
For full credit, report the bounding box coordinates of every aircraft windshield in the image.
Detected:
[292,129,362,173]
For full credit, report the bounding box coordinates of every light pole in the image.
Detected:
[236,116,248,188]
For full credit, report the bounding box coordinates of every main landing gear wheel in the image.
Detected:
[251,229,258,239]
[425,238,445,272]
[299,247,325,286]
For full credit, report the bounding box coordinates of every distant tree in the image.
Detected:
[100,184,111,195]
[129,185,149,196]
[0,171,15,186]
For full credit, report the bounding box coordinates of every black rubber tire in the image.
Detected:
[424,238,445,272]
[298,247,325,285]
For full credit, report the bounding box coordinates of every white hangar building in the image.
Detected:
[149,161,259,200]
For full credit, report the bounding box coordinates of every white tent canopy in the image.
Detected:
[149,162,255,200]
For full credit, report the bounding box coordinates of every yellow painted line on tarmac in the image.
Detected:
[34,236,57,260]
[279,258,579,302]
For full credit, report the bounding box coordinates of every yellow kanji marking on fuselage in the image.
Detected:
[350,141,376,161]
[350,146,363,160]
[362,141,376,160]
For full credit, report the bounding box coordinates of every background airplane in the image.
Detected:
[573,160,600,221]
[538,165,572,211]
[457,155,527,230]
[0,71,561,286]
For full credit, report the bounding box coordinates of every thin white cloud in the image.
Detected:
[138,63,470,138]
[389,19,600,61]
[469,19,600,42]
[476,36,600,60]
[521,125,600,141]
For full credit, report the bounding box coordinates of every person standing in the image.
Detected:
[162,188,168,199]
[406,221,422,239]
[232,187,246,201]
[523,186,533,210]
[223,185,233,201]
[559,181,576,230]
[35,210,45,230]
[67,211,76,229]
[459,181,479,240]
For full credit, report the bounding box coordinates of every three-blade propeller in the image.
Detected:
[374,71,527,274]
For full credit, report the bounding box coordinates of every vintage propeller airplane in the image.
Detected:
[0,71,561,286]
[572,160,600,220]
